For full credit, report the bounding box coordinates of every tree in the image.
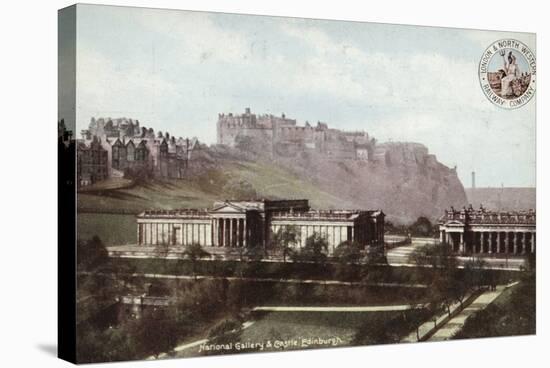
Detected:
[333,241,362,281]
[77,236,109,271]
[448,270,470,308]
[352,314,402,345]
[236,245,265,278]
[129,311,179,359]
[409,243,465,317]
[409,243,455,270]
[292,233,328,264]
[244,245,264,262]
[333,241,362,264]
[183,243,210,280]
[271,225,300,262]
[408,216,436,237]
[463,258,487,290]
[291,234,329,280]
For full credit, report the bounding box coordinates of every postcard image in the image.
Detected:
[58,4,536,364]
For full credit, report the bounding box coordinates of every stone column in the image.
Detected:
[239,218,244,247]
[211,220,216,246]
[221,219,226,247]
[229,218,234,247]
[222,219,226,247]
[488,232,493,254]
[216,219,220,246]
[459,232,464,253]
[440,230,444,243]
[504,232,509,254]
[513,232,518,254]
[521,233,526,254]
[243,219,247,247]
[480,232,485,253]
[235,218,240,247]
[216,219,220,247]
[236,218,240,247]
[219,220,222,247]
[228,218,233,247]
[445,232,450,245]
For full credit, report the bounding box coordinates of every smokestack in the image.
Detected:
[471,171,476,189]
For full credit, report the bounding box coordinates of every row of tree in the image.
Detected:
[385,216,438,237]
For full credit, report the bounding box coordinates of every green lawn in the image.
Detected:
[77,213,136,246]
[175,310,422,357]
[238,310,419,353]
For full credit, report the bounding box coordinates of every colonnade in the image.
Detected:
[137,221,212,246]
[440,230,536,255]
[272,223,354,252]
[212,217,247,247]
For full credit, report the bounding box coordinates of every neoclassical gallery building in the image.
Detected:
[439,205,536,256]
[136,199,385,254]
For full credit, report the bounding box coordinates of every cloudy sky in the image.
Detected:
[67,4,536,188]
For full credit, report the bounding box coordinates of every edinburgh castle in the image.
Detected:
[217,108,375,160]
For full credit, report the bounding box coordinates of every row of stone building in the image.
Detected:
[136,199,385,254]
[133,199,535,257]
[76,135,200,187]
[438,205,536,255]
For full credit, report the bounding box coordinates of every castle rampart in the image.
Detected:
[217,108,374,160]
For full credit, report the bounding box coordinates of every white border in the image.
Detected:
[1,1,546,367]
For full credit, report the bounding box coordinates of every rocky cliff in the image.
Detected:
[268,141,467,224]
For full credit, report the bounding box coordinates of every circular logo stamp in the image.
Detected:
[479,39,536,109]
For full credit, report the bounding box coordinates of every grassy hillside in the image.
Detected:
[77,160,355,245]
[78,162,349,213]
[78,160,353,213]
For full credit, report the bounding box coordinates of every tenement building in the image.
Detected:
[136,199,384,254]
[438,205,536,255]
[77,136,109,187]
[79,117,201,180]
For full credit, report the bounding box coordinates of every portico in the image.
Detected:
[439,205,536,256]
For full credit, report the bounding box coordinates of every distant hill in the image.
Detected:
[465,187,536,211]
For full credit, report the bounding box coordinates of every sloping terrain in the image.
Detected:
[78,141,467,225]
[77,160,355,214]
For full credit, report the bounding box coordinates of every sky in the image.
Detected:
[64,4,536,188]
